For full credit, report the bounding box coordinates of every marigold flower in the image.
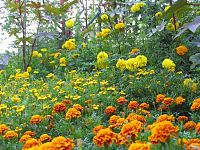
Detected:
[126,58,138,71]
[126,113,146,124]
[156,94,165,103]
[65,108,81,119]
[23,131,35,137]
[19,135,32,142]
[175,96,185,105]
[65,19,74,29]
[39,142,53,149]
[97,51,109,69]
[155,12,162,17]
[92,125,105,134]
[135,55,148,68]
[62,99,72,105]
[73,104,83,112]
[162,97,174,106]
[185,139,200,150]
[177,116,188,122]
[39,134,51,143]
[162,58,176,72]
[139,102,149,109]
[3,130,18,139]
[0,124,9,134]
[114,22,125,30]
[191,98,200,111]
[53,102,66,113]
[63,39,76,50]
[129,142,150,150]
[117,97,128,105]
[93,128,117,147]
[148,121,178,144]
[109,115,121,125]
[184,121,196,131]
[23,138,40,150]
[104,106,116,115]
[128,100,139,110]
[195,122,200,134]
[59,57,67,67]
[156,114,174,123]
[51,136,74,150]
[30,115,42,125]
[176,45,188,56]
[101,14,109,21]
[116,59,127,71]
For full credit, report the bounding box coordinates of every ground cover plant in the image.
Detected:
[0,0,200,149]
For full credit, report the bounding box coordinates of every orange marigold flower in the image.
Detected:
[185,139,200,150]
[109,115,121,125]
[93,128,117,147]
[53,102,66,113]
[51,136,74,150]
[85,99,92,104]
[191,98,200,111]
[19,135,32,142]
[23,131,35,137]
[156,114,174,123]
[73,104,83,112]
[126,113,146,124]
[175,96,185,105]
[65,108,81,119]
[117,97,128,105]
[116,118,126,127]
[23,138,39,150]
[62,99,72,105]
[156,94,165,103]
[39,142,53,149]
[195,122,200,134]
[162,97,174,106]
[129,142,150,150]
[157,105,168,111]
[30,115,42,125]
[176,45,188,56]
[148,121,179,144]
[184,121,196,131]
[177,116,188,122]
[128,100,139,110]
[39,134,52,143]
[120,120,143,139]
[0,124,9,134]
[139,102,149,109]
[3,130,18,139]
[140,109,151,117]
[104,106,116,115]
[93,125,105,134]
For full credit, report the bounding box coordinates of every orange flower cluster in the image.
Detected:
[175,96,185,105]
[51,136,74,150]
[30,115,43,125]
[52,102,66,113]
[117,97,128,104]
[3,130,18,139]
[177,116,188,122]
[148,121,178,144]
[196,122,200,134]
[176,45,188,56]
[139,102,149,109]
[109,115,121,125]
[156,114,174,123]
[191,98,200,111]
[39,134,51,143]
[73,104,83,112]
[184,121,196,131]
[19,135,32,143]
[24,131,35,137]
[23,138,39,150]
[65,108,81,119]
[156,94,165,103]
[93,128,117,147]
[185,138,200,150]
[0,124,9,134]
[93,125,105,134]
[104,106,116,115]
[128,100,139,110]
[162,97,174,106]
[126,113,146,124]
[129,142,150,150]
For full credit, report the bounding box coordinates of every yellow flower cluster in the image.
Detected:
[97,51,109,69]
[63,39,76,50]
[65,19,74,29]
[101,14,109,21]
[130,2,145,13]
[114,22,125,30]
[116,55,148,71]
[97,28,111,38]
[162,58,176,72]
[32,51,42,58]
[183,78,198,93]
[59,57,67,67]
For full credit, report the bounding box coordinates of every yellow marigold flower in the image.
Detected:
[130,4,140,13]
[0,124,9,135]
[101,28,111,37]
[3,130,18,139]
[59,57,67,67]
[164,6,171,12]
[30,115,42,125]
[32,51,39,57]
[101,14,109,21]
[162,58,176,72]
[126,58,138,71]
[23,138,39,150]
[148,121,178,144]
[129,142,150,150]
[63,39,76,50]
[135,55,148,67]
[97,51,109,69]
[114,22,125,30]
[51,136,74,150]
[175,96,185,105]
[39,134,51,143]
[93,128,117,147]
[183,78,198,93]
[116,59,126,71]
[65,19,74,29]
[184,121,196,131]
[176,45,188,56]
[27,66,32,72]
[65,108,81,119]
[155,12,162,17]
[19,135,32,142]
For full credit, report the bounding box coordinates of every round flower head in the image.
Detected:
[65,19,74,29]
[176,45,188,56]
[101,14,109,21]
[115,22,125,30]
[116,59,126,71]
[155,12,162,17]
[162,58,176,72]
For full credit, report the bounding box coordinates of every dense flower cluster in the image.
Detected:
[162,58,176,72]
